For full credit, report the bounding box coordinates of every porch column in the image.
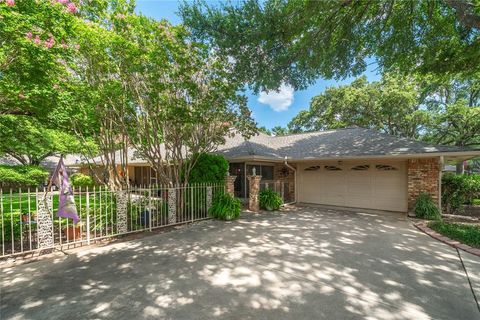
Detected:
[225,175,237,197]
[247,175,262,212]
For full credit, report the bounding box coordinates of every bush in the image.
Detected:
[0,165,48,188]
[442,173,480,214]
[208,193,241,220]
[259,189,283,210]
[414,193,441,220]
[188,153,229,183]
[70,173,95,188]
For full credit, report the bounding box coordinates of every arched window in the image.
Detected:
[304,165,321,171]
[376,164,398,171]
[324,165,342,171]
[351,164,370,171]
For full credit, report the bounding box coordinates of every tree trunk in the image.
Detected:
[456,162,464,174]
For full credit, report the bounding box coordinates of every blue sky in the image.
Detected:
[136,0,381,130]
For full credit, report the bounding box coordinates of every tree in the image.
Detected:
[0,115,83,165]
[180,0,480,92]
[287,75,429,139]
[271,126,289,136]
[109,16,256,186]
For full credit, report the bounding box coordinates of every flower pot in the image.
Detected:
[63,226,81,241]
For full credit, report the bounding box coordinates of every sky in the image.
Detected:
[135,0,381,130]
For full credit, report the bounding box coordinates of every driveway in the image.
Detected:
[1,206,479,320]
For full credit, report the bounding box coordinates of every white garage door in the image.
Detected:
[297,161,407,212]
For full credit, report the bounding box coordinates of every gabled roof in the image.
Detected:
[216,127,477,161]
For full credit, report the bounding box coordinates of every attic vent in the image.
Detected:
[325,165,342,171]
[376,164,398,171]
[351,165,370,171]
[304,165,321,171]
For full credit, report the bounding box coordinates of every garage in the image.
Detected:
[297,161,408,212]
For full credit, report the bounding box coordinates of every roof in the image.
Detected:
[0,154,82,170]
[217,127,475,160]
[78,127,480,165]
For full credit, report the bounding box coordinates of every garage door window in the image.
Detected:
[351,164,370,171]
[305,165,321,171]
[324,165,342,171]
[376,164,398,171]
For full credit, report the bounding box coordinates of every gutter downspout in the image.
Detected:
[439,156,444,210]
[284,156,297,203]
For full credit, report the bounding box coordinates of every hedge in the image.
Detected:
[442,173,480,214]
[0,165,49,188]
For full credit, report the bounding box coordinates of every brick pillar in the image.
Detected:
[225,175,237,197]
[407,157,441,211]
[247,175,262,212]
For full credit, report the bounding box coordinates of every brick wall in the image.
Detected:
[407,157,441,210]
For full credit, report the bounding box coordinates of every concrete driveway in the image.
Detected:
[1,206,479,320]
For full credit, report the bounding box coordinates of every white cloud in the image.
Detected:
[257,84,294,112]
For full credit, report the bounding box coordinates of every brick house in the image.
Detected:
[78,127,480,213]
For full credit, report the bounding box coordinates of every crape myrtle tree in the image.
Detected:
[180,0,480,92]
[0,0,85,165]
[116,15,256,186]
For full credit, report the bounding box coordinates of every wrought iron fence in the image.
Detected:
[0,183,225,258]
[260,180,295,204]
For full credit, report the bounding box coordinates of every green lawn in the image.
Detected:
[473,199,480,206]
[428,221,480,248]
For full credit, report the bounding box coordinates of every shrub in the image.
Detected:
[429,221,480,248]
[442,173,480,214]
[414,193,441,220]
[0,165,48,188]
[208,193,241,220]
[70,173,95,188]
[188,153,229,183]
[259,189,283,210]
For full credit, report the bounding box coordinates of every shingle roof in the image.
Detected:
[216,127,473,160]
[79,127,479,165]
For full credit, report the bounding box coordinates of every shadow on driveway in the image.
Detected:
[1,206,479,319]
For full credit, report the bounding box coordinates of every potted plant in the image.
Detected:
[259,189,283,211]
[208,193,241,221]
[63,222,83,241]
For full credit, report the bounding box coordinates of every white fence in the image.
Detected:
[0,183,224,258]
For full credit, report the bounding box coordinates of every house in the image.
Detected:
[78,127,480,213]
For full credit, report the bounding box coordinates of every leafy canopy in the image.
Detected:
[181,0,480,92]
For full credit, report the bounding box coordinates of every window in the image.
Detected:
[376,164,398,171]
[304,165,321,171]
[351,164,370,171]
[324,165,342,171]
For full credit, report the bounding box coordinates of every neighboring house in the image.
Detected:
[78,128,480,213]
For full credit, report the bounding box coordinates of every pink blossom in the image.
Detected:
[57,0,69,3]
[26,32,33,39]
[61,39,68,49]
[66,2,77,13]
[34,35,41,45]
[44,37,55,49]
[74,44,80,50]
[6,0,15,7]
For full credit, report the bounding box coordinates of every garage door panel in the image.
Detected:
[299,161,407,212]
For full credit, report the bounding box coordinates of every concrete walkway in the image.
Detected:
[1,206,479,320]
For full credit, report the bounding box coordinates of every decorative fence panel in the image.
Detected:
[0,183,224,258]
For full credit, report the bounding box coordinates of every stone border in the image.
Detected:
[414,221,480,257]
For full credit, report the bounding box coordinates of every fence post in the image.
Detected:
[168,188,176,224]
[206,186,212,212]
[116,190,128,234]
[148,187,152,231]
[86,190,90,245]
[37,190,54,250]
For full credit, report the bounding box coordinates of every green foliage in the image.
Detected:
[70,173,95,188]
[442,173,480,214]
[188,153,229,183]
[414,193,441,220]
[428,221,480,249]
[0,165,48,188]
[288,75,428,139]
[259,189,283,211]
[181,0,480,91]
[208,193,241,221]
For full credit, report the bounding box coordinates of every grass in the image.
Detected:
[428,221,480,248]
[473,199,480,205]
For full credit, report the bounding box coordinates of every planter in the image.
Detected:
[63,226,81,241]
[265,206,274,211]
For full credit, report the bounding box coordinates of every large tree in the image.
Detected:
[180,0,480,92]
[287,75,429,139]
